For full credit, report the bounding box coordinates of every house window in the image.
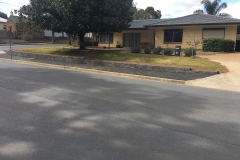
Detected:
[164,29,183,43]
[3,25,6,30]
[99,33,113,43]
[202,28,225,39]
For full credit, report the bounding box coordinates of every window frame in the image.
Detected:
[164,29,183,44]
[99,33,113,44]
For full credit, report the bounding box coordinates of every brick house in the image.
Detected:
[6,12,44,39]
[98,13,240,50]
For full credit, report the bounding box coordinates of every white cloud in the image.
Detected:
[2,0,29,5]
[134,0,202,18]
[1,0,239,19]
[224,2,240,19]
[134,0,240,19]
[1,0,29,16]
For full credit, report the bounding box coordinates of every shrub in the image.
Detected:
[85,41,91,46]
[219,39,235,52]
[131,46,141,53]
[184,47,196,57]
[22,33,33,41]
[144,47,151,54]
[163,48,173,56]
[152,46,162,54]
[203,38,235,52]
[140,42,149,46]
[140,42,150,49]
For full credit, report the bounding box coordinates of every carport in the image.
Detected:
[236,26,240,51]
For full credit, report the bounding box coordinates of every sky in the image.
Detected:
[0,0,240,19]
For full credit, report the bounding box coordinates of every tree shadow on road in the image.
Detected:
[0,64,240,160]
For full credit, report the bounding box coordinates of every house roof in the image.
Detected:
[10,15,20,23]
[129,19,170,29]
[146,14,240,27]
[0,17,7,23]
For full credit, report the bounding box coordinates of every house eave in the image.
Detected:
[127,28,150,30]
[146,23,240,28]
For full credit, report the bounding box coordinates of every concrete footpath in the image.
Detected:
[186,53,240,92]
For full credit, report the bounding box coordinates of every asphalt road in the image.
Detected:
[0,60,240,160]
[0,44,64,51]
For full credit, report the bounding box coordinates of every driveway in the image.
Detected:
[186,53,240,92]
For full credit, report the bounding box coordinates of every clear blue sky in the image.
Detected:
[0,0,239,19]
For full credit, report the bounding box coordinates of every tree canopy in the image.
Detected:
[19,0,134,49]
[0,11,7,19]
[134,7,161,20]
[194,0,231,17]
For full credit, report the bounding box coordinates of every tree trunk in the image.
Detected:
[108,33,110,49]
[51,31,55,43]
[78,32,85,50]
[67,33,72,45]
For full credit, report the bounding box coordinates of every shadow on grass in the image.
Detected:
[16,47,226,72]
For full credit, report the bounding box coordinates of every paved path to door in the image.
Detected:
[186,53,240,92]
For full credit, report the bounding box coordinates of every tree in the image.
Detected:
[193,9,204,14]
[194,0,231,17]
[19,0,65,43]
[0,11,7,19]
[134,7,161,20]
[19,0,134,49]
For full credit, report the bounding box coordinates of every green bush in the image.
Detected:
[22,33,33,41]
[203,38,235,52]
[131,46,141,53]
[152,46,162,54]
[85,41,91,46]
[163,48,173,56]
[85,41,98,46]
[184,47,196,57]
[144,47,151,54]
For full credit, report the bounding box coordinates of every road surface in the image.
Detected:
[0,60,240,160]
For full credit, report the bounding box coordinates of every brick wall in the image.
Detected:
[98,30,155,48]
[154,25,238,49]
[6,17,44,39]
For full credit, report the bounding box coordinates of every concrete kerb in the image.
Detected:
[0,58,186,84]
[6,50,219,75]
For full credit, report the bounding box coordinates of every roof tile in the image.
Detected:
[148,13,240,27]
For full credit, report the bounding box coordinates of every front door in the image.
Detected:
[123,33,141,47]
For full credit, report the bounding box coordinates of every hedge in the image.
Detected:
[22,33,33,41]
[131,46,141,53]
[202,38,235,52]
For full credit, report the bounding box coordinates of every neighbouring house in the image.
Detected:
[98,19,169,48]
[6,11,44,39]
[0,17,7,38]
[98,13,240,51]
[0,17,7,30]
[44,30,67,38]
[44,31,91,38]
